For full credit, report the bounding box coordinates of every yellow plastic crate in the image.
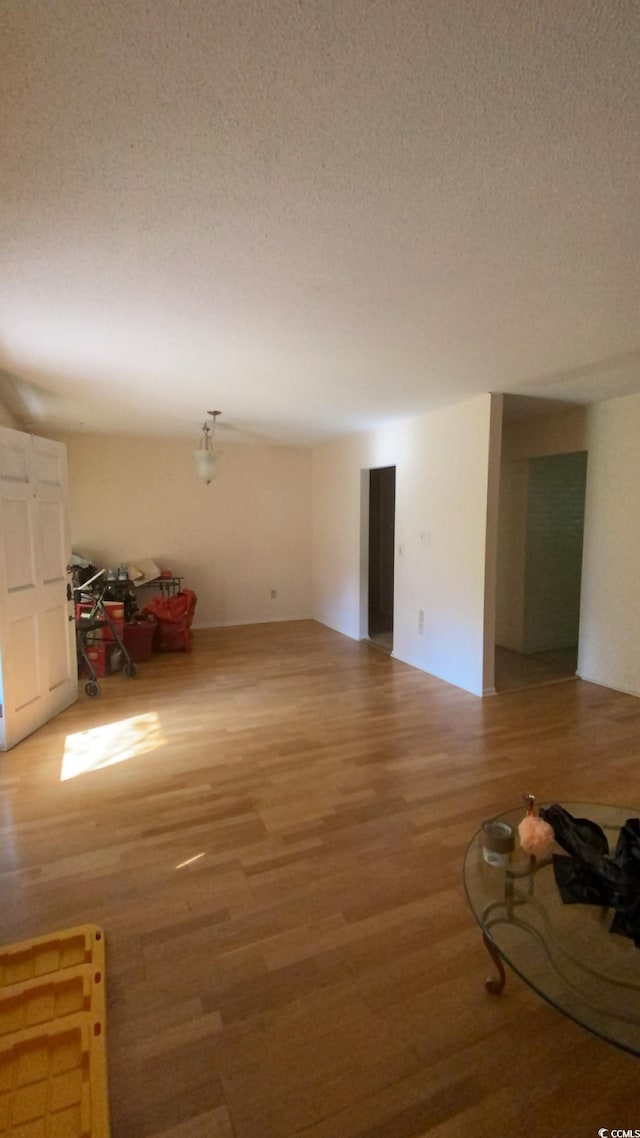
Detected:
[0,926,109,1137]
[0,926,104,990]
[0,967,106,1041]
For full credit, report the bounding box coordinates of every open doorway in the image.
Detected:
[367,466,396,652]
[495,450,587,692]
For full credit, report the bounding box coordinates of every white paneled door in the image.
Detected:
[0,427,78,751]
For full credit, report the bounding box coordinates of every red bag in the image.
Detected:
[142,589,197,652]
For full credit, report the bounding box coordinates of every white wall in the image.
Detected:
[579,394,640,696]
[35,390,640,701]
[54,433,312,629]
[312,394,497,696]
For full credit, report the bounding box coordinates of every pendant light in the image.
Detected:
[194,410,221,483]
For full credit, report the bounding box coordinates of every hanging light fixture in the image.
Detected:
[194,410,221,483]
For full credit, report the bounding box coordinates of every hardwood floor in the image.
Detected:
[494,645,578,693]
[2,620,639,1137]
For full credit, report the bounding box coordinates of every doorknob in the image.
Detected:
[66,583,73,602]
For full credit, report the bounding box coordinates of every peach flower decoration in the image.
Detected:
[518,793,555,858]
[518,814,555,858]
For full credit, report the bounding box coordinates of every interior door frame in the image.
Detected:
[0,426,77,750]
[359,464,397,643]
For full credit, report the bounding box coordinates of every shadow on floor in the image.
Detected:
[495,645,578,693]
[366,630,393,653]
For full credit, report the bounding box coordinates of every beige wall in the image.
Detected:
[25,389,640,700]
[312,394,497,696]
[579,394,640,696]
[495,406,587,651]
[501,406,587,462]
[0,395,20,429]
[55,433,312,628]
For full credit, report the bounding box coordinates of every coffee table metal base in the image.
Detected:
[464,803,640,1057]
[483,930,506,994]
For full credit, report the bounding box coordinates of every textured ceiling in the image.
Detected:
[1,0,639,445]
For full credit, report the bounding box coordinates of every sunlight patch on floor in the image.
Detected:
[175,852,205,869]
[61,712,164,780]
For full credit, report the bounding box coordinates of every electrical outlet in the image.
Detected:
[418,609,424,634]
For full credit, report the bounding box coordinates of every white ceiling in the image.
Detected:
[1,0,639,446]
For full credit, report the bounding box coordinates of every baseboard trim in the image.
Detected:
[576,672,640,700]
[191,615,313,630]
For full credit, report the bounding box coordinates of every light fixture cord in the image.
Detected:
[199,421,212,450]
[197,410,221,450]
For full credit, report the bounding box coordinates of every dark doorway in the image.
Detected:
[495,450,587,692]
[368,466,396,649]
[522,451,587,654]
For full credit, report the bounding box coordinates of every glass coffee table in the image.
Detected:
[464,803,640,1056]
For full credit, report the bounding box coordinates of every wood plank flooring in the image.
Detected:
[494,645,578,693]
[1,620,639,1137]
